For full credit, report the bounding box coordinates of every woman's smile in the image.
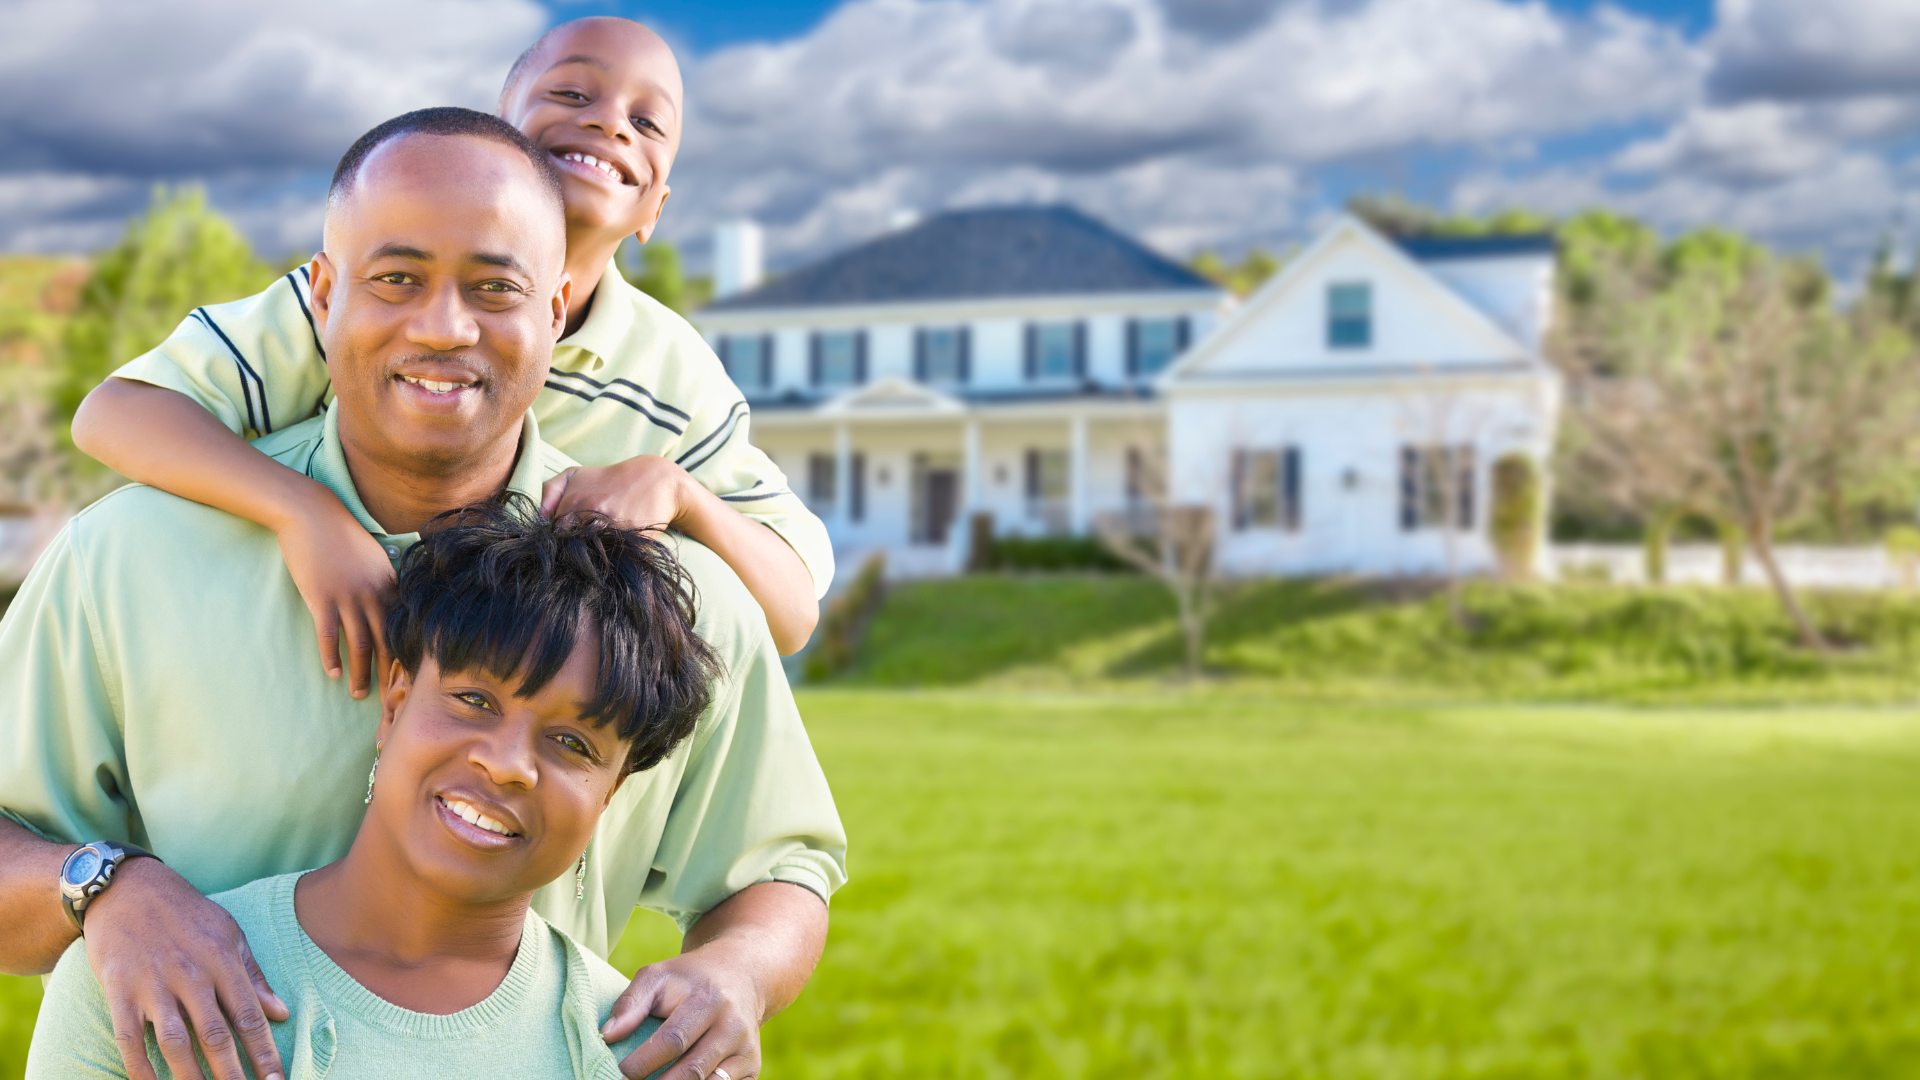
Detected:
[434,793,525,852]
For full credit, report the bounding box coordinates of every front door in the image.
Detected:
[924,470,958,545]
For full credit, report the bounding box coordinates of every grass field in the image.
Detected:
[12,690,1914,1078]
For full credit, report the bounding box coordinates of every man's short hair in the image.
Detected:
[386,497,722,776]
[328,106,565,221]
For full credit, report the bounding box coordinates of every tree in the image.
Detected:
[1555,235,1915,648]
[60,186,274,418]
[1346,193,1554,240]
[624,238,685,312]
[1092,439,1217,680]
[1190,248,1282,297]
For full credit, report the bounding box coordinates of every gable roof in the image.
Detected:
[1160,214,1548,386]
[705,205,1217,312]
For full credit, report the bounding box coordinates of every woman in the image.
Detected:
[28,501,722,1079]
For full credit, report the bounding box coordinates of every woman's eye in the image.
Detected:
[555,734,589,756]
[456,692,493,711]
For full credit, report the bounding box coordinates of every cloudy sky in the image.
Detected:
[2,0,1917,279]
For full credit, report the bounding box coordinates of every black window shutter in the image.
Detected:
[759,333,775,388]
[1125,319,1139,377]
[1176,316,1192,351]
[1283,446,1302,531]
[1024,449,1039,499]
[958,326,972,383]
[1073,321,1087,378]
[1457,445,1475,528]
[717,336,732,374]
[851,452,866,523]
[1230,450,1247,530]
[1023,324,1037,380]
[808,332,822,386]
[912,328,926,381]
[855,331,869,384]
[1399,446,1418,531]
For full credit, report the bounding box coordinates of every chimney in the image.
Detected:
[713,219,763,299]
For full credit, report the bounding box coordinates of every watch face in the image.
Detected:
[64,849,102,886]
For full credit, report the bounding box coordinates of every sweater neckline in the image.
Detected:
[274,872,548,1039]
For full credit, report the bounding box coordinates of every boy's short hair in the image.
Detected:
[386,496,722,776]
[328,106,565,221]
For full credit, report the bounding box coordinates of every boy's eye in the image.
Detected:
[634,116,660,134]
[552,89,587,102]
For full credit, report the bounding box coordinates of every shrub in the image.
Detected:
[804,553,887,682]
[1490,453,1541,580]
[979,535,1133,573]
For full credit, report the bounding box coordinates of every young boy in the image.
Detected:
[71,17,826,700]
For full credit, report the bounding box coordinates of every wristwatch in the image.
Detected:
[60,841,157,933]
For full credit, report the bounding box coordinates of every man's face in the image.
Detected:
[500,18,683,245]
[310,134,569,473]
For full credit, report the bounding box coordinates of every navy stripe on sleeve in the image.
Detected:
[190,308,271,434]
[541,379,685,435]
[288,267,326,359]
[675,400,749,473]
[546,369,693,421]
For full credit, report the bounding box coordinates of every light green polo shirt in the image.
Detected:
[111,260,833,598]
[0,406,846,954]
[29,873,667,1079]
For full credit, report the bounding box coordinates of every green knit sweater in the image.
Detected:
[26,873,665,1079]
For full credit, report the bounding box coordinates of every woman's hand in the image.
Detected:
[604,882,829,1080]
[275,496,396,700]
[541,456,690,534]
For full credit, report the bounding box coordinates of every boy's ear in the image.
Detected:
[633,187,669,245]
[309,252,336,336]
[551,272,572,339]
[376,658,409,744]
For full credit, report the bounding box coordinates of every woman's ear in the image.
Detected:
[606,768,630,806]
[377,659,409,744]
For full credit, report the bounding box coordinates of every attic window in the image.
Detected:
[1328,283,1372,349]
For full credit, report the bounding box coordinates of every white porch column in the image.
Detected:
[1068,413,1089,534]
[962,418,982,513]
[833,422,852,533]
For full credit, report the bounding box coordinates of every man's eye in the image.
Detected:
[375,273,410,285]
[476,280,516,293]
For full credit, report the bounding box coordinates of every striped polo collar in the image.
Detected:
[307,403,552,562]
[553,258,638,374]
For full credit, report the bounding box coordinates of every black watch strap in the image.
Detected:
[60,841,157,934]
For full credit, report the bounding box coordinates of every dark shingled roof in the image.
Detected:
[1392,233,1557,261]
[706,205,1217,311]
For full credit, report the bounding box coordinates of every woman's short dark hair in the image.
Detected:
[386,497,722,776]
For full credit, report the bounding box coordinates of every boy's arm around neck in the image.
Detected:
[72,378,396,698]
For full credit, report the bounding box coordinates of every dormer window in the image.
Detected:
[1328,283,1372,349]
[915,326,970,384]
[1024,321,1085,380]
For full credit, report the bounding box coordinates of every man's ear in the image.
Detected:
[551,272,572,339]
[309,252,336,338]
[377,659,409,744]
[633,187,669,245]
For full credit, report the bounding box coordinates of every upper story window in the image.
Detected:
[1328,283,1372,349]
[718,334,772,389]
[1128,317,1190,377]
[915,326,970,384]
[810,329,867,388]
[1024,321,1085,381]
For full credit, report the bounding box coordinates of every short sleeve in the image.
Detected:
[633,543,847,934]
[0,517,138,850]
[674,397,835,600]
[24,941,130,1079]
[110,270,333,441]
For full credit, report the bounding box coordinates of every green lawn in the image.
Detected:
[9,691,1920,1078]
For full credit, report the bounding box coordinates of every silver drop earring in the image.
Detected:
[363,745,382,805]
[575,847,588,900]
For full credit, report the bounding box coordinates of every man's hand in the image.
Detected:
[83,858,289,1080]
[276,496,396,700]
[541,455,691,533]
[603,882,829,1080]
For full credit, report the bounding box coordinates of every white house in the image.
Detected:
[692,207,1559,579]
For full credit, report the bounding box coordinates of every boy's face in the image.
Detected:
[500,18,683,247]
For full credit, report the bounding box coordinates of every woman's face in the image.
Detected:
[370,637,628,904]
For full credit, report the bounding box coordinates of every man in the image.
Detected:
[0,108,844,1080]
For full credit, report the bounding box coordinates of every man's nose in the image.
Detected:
[407,281,481,352]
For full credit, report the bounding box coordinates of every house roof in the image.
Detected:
[1392,233,1556,261]
[705,205,1217,311]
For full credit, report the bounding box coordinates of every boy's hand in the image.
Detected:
[541,455,690,532]
[276,500,396,700]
